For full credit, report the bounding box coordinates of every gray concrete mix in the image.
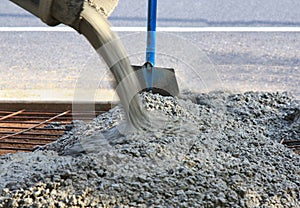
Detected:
[0,91,299,207]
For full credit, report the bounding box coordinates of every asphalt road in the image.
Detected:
[2,0,300,27]
[0,0,299,100]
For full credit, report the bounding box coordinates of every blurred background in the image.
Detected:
[0,0,299,101]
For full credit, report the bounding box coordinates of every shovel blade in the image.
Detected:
[132,65,179,96]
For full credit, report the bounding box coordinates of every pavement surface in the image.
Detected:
[0,0,299,101]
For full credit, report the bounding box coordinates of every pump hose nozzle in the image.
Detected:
[39,0,60,26]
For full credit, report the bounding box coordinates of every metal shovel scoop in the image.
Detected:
[132,0,179,96]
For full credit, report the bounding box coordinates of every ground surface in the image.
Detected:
[0,1,299,100]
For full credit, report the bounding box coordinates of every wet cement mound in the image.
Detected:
[0,91,299,208]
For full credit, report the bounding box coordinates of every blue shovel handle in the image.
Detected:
[143,0,157,91]
[146,0,157,66]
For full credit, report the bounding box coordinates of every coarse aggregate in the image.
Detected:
[0,91,299,208]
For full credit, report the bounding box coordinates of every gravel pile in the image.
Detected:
[0,91,299,208]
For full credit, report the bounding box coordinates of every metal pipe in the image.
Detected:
[9,0,84,27]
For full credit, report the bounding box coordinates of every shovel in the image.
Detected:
[132,0,179,96]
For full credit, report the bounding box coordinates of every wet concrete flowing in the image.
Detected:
[78,1,150,130]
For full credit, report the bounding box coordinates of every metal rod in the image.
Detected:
[0,132,63,137]
[287,145,300,148]
[2,136,57,141]
[0,111,104,115]
[3,116,71,120]
[282,140,300,144]
[0,121,70,124]
[0,126,67,131]
[0,110,25,121]
[0,110,70,141]
[0,147,33,151]
[2,116,93,120]
[0,141,49,146]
